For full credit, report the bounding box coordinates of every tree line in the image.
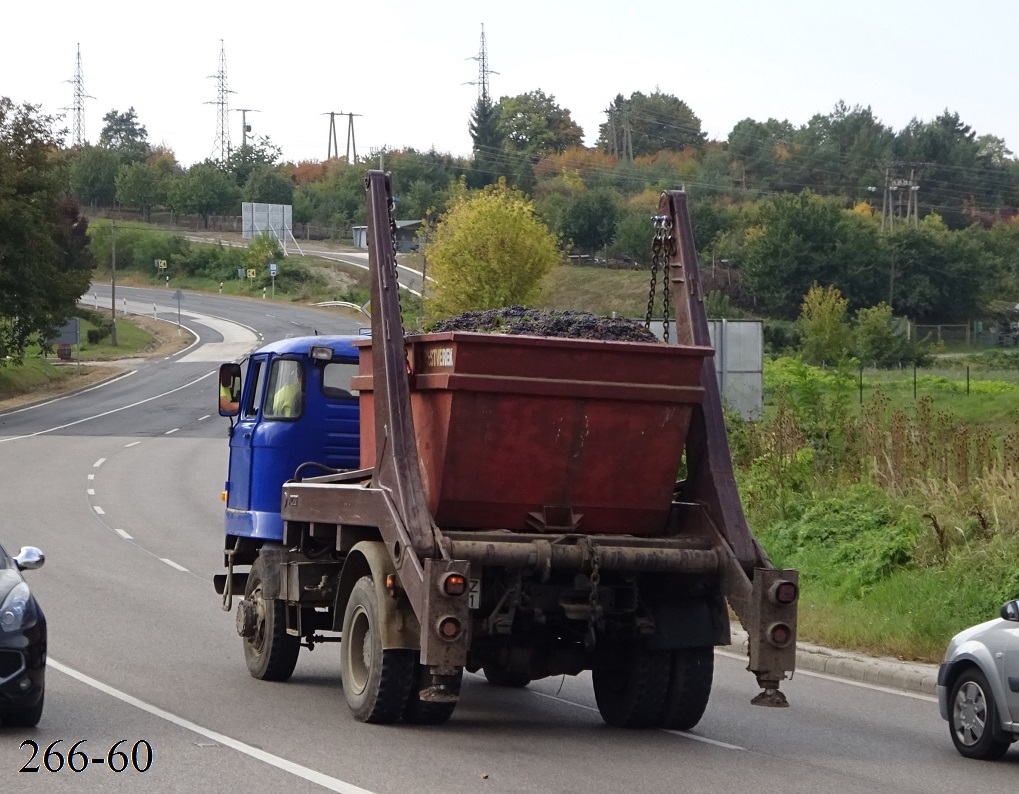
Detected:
[5,86,1019,364]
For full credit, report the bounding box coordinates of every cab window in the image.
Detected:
[264,358,304,420]
[243,360,264,418]
[322,362,359,399]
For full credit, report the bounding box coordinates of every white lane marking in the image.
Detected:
[93,458,107,468]
[93,506,105,515]
[0,371,217,445]
[160,558,189,572]
[660,730,746,750]
[114,528,133,540]
[87,488,95,496]
[0,370,136,418]
[198,414,211,421]
[125,441,141,448]
[525,687,745,750]
[87,474,95,481]
[714,650,938,702]
[165,428,179,435]
[47,659,375,794]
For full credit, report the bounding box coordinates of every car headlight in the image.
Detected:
[0,582,37,632]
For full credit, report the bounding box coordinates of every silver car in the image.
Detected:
[938,599,1019,759]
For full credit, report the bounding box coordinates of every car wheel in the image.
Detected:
[1,693,44,728]
[949,668,1011,760]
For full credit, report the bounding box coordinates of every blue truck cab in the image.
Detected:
[218,335,362,545]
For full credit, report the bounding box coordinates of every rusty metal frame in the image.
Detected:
[281,171,469,670]
[661,190,797,693]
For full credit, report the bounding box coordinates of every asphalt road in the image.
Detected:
[0,288,1016,792]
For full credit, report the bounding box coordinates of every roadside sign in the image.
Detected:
[246,269,256,279]
[173,289,184,301]
[50,317,80,346]
[154,259,167,269]
[237,268,245,279]
[269,262,277,277]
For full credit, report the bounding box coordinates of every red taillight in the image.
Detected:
[443,573,466,597]
[768,622,793,648]
[437,617,462,640]
[771,580,799,605]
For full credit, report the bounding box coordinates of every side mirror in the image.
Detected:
[219,362,242,417]
[1001,600,1019,622]
[14,546,45,571]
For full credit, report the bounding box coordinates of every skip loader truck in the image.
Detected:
[214,170,798,727]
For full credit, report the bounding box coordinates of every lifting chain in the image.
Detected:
[364,173,407,341]
[645,215,675,344]
[383,176,407,340]
[584,543,602,653]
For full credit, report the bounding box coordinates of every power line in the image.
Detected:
[64,43,94,147]
[465,23,498,102]
[205,40,235,164]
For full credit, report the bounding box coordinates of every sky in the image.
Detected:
[4,1,1018,168]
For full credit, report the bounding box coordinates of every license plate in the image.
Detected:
[468,578,481,610]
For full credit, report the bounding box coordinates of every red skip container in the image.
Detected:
[355,331,712,536]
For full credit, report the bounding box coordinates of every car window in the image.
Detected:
[322,362,359,399]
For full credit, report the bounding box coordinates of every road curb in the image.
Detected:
[722,625,940,696]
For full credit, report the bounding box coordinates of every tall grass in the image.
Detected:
[736,357,1019,661]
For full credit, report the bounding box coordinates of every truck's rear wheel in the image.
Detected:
[341,576,416,723]
[403,666,462,725]
[242,556,300,681]
[659,647,713,730]
[482,666,531,688]
[593,643,670,728]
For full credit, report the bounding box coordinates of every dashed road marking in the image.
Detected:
[93,458,106,468]
[114,528,133,540]
[165,428,179,435]
[93,506,105,515]
[160,558,189,572]
[125,441,141,448]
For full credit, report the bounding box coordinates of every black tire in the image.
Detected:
[658,647,713,731]
[1,693,44,728]
[341,576,416,724]
[592,643,670,728]
[403,666,462,725]
[949,668,1012,760]
[242,555,300,682]
[482,666,531,689]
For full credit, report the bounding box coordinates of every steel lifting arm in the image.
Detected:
[662,190,798,703]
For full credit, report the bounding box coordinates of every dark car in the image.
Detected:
[938,599,1019,759]
[0,542,46,727]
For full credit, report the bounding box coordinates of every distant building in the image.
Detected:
[352,220,423,253]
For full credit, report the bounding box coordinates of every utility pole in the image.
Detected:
[111,220,118,346]
[345,112,360,163]
[206,40,235,164]
[64,43,93,147]
[235,108,259,151]
[324,111,340,160]
[622,107,633,163]
[881,168,889,233]
[605,108,618,157]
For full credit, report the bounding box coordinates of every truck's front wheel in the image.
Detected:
[341,576,416,723]
[240,555,300,681]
